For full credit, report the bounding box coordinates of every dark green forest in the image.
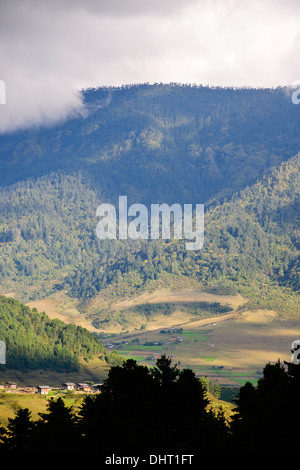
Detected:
[0,296,121,371]
[65,152,300,303]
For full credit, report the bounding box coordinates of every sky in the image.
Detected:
[0,0,300,133]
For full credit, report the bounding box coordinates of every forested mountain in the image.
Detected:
[1,83,299,205]
[0,83,299,326]
[66,152,300,322]
[0,150,298,319]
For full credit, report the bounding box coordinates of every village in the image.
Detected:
[0,381,103,395]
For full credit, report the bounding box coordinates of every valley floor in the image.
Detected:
[25,287,300,387]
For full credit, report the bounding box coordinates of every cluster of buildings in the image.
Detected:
[2,381,103,395]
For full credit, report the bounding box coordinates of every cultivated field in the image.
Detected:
[101,307,300,386]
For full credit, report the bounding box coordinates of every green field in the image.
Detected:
[0,390,85,427]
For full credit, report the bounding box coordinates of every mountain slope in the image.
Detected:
[78,152,300,326]
[0,295,121,371]
[0,84,299,330]
[0,152,298,330]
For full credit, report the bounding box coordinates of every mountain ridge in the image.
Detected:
[1,83,299,204]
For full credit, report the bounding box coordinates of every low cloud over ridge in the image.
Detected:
[0,0,299,133]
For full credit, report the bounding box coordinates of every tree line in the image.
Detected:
[1,354,300,453]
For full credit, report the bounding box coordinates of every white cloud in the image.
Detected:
[0,0,299,133]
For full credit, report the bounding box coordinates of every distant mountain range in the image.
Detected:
[0,83,299,329]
